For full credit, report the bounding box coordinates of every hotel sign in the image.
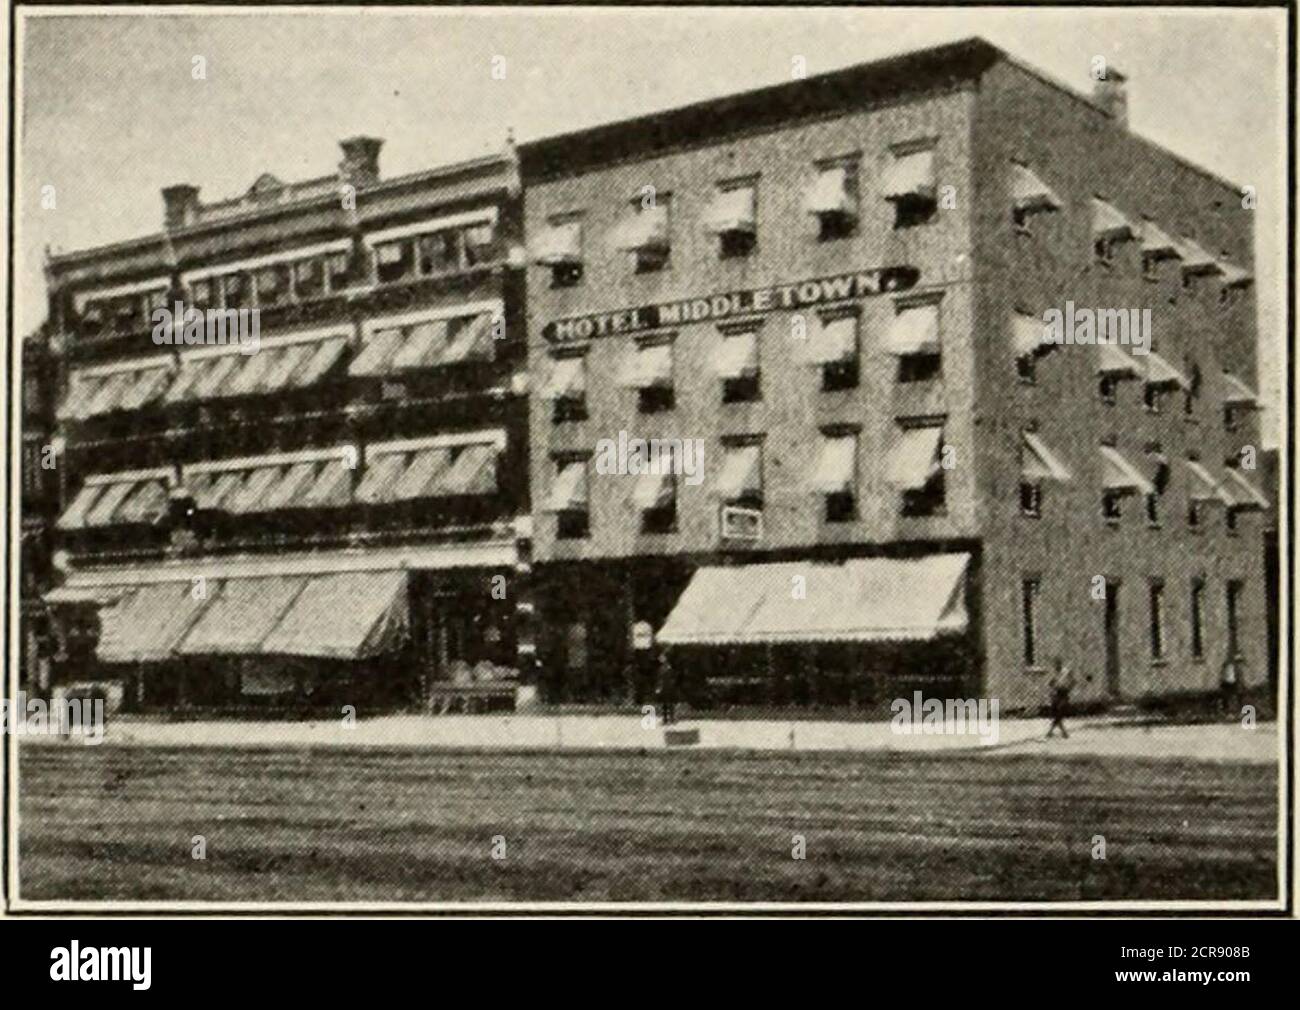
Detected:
[543,265,920,344]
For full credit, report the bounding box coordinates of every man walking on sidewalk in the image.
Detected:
[1219,652,1244,719]
[1046,657,1075,739]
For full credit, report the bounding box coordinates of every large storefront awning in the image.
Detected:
[98,582,217,664]
[177,576,308,656]
[658,553,970,646]
[259,570,409,660]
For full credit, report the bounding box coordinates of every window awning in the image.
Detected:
[57,373,107,421]
[350,327,406,376]
[885,427,944,491]
[1141,220,1180,258]
[259,570,409,660]
[1100,446,1155,494]
[1021,432,1072,483]
[214,339,345,400]
[390,319,450,371]
[1091,198,1135,240]
[804,166,857,217]
[1176,238,1223,276]
[1221,468,1269,510]
[97,581,218,664]
[618,342,673,389]
[1186,461,1233,505]
[59,476,169,530]
[442,314,496,364]
[260,461,320,511]
[1097,343,1141,377]
[544,460,589,512]
[702,187,756,235]
[658,553,970,646]
[611,204,669,253]
[177,576,308,656]
[633,466,675,511]
[1221,372,1259,408]
[715,444,762,501]
[712,331,759,380]
[540,356,587,400]
[1144,351,1190,390]
[222,465,284,515]
[808,435,857,494]
[117,366,175,412]
[882,149,935,201]
[1013,312,1050,356]
[441,443,498,496]
[884,303,939,355]
[1218,261,1253,288]
[800,315,857,365]
[530,221,583,266]
[191,354,242,401]
[1010,163,1061,212]
[359,443,497,504]
[301,459,353,507]
[390,447,454,501]
[357,453,410,504]
[60,364,173,420]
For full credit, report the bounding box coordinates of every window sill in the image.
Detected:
[1150,659,1169,669]
[1104,518,1121,528]
[1024,665,1047,676]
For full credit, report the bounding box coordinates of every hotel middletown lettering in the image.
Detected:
[543,265,921,344]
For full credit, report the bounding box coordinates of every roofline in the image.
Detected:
[47,149,517,271]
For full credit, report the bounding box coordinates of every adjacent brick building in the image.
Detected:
[38,138,532,710]
[519,38,1271,710]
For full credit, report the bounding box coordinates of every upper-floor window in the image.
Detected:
[883,143,937,228]
[633,451,677,534]
[716,441,763,510]
[618,338,674,413]
[1140,219,1180,279]
[1091,197,1135,265]
[612,194,670,272]
[704,180,757,258]
[887,423,947,517]
[531,215,584,288]
[541,353,588,423]
[805,159,859,240]
[1020,430,1071,517]
[1009,161,1060,231]
[802,312,858,392]
[809,429,858,523]
[546,455,590,539]
[713,325,761,403]
[886,300,941,383]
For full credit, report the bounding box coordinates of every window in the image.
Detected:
[887,425,947,517]
[619,340,675,413]
[1187,499,1203,529]
[705,181,757,258]
[883,144,937,228]
[810,431,858,523]
[547,457,589,539]
[1017,354,1037,384]
[1143,385,1162,413]
[375,240,415,283]
[1190,579,1206,659]
[1099,375,1118,404]
[544,355,588,424]
[1184,361,1201,417]
[419,230,463,275]
[887,302,941,384]
[463,222,496,266]
[327,250,351,290]
[1009,162,1060,231]
[716,442,763,508]
[612,196,671,272]
[256,264,291,307]
[1145,492,1160,526]
[1225,507,1239,534]
[635,459,677,534]
[1148,581,1166,660]
[532,216,583,287]
[223,273,250,310]
[1091,197,1134,267]
[1020,481,1042,517]
[806,161,859,240]
[294,258,325,299]
[1103,490,1123,521]
[715,327,761,403]
[809,313,859,392]
[1225,580,1243,658]
[1021,577,1041,667]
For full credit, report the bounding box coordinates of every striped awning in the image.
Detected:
[177,576,308,656]
[1186,461,1233,505]
[350,313,495,377]
[168,339,346,403]
[658,553,970,646]
[58,362,174,421]
[358,443,497,505]
[58,475,171,530]
[97,581,217,664]
[185,456,355,514]
[259,570,409,660]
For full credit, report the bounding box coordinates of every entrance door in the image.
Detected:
[1104,579,1122,698]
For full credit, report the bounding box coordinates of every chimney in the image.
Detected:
[338,136,383,188]
[1093,68,1128,128]
[162,184,201,230]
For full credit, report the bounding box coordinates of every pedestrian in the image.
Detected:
[1219,652,1243,719]
[656,650,677,726]
[1045,657,1075,739]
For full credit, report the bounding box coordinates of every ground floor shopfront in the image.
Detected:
[532,545,984,709]
[41,541,523,713]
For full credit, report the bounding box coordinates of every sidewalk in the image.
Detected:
[21,712,1278,762]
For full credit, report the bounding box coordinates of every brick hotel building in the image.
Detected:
[35,138,533,709]
[519,38,1270,710]
[23,37,1273,714]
